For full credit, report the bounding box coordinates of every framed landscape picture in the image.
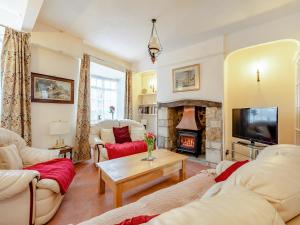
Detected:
[172,64,200,92]
[31,73,74,104]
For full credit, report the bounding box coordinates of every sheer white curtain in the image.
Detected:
[90,62,125,124]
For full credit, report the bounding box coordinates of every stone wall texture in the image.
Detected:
[157,104,223,165]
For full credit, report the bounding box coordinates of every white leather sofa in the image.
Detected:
[0,128,62,225]
[79,144,300,225]
[89,119,145,163]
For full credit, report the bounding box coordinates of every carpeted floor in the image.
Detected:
[47,159,208,225]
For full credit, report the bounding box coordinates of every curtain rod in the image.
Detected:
[89,55,128,72]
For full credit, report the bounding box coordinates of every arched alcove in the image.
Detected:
[224,39,300,156]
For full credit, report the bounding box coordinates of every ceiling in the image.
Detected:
[37,0,300,63]
[0,0,43,31]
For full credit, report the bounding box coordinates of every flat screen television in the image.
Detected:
[232,107,278,145]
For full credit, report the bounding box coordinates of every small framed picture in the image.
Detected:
[31,73,74,104]
[172,64,200,92]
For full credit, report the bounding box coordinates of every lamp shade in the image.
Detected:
[49,121,70,135]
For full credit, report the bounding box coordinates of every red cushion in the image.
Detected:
[115,215,159,225]
[106,141,147,160]
[113,126,132,144]
[215,160,249,183]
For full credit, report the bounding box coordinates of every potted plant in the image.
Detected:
[143,132,156,161]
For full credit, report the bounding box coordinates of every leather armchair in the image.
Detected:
[0,128,62,225]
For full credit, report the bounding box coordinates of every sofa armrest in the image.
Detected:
[20,147,60,167]
[0,170,39,200]
[89,134,105,147]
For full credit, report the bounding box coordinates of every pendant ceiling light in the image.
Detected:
[148,18,163,64]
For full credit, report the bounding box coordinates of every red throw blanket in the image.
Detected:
[115,215,159,225]
[106,141,148,160]
[24,158,75,194]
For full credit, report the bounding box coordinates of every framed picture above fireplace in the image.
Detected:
[172,64,200,92]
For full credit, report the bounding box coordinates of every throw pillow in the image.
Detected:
[100,128,115,144]
[113,126,132,144]
[130,127,146,141]
[218,154,300,222]
[214,160,249,182]
[0,144,23,169]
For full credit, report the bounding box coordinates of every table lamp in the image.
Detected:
[49,121,70,148]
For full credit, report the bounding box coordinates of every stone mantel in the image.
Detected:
[158,99,222,108]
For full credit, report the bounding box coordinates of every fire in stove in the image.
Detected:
[180,136,195,149]
[176,106,202,157]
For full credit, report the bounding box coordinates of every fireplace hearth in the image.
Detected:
[157,99,223,165]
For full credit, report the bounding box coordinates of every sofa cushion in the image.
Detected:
[113,126,132,144]
[105,141,147,160]
[130,127,146,141]
[0,128,26,152]
[218,153,300,222]
[101,128,115,144]
[146,187,284,225]
[0,144,23,169]
[257,144,300,160]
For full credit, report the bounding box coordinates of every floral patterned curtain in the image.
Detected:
[124,70,133,119]
[74,54,91,161]
[1,28,32,145]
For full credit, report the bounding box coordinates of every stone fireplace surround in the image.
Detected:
[157,99,223,165]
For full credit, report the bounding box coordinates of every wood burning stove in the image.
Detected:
[177,130,201,157]
[176,106,202,157]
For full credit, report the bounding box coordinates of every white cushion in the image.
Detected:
[0,128,26,152]
[257,144,300,160]
[0,144,23,169]
[130,127,146,141]
[100,128,115,144]
[147,187,284,225]
[219,152,300,222]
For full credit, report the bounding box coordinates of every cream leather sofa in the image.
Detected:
[0,128,62,225]
[89,119,145,163]
[79,144,300,225]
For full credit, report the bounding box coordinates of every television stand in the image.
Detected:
[231,141,267,160]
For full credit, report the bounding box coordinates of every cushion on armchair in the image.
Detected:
[101,128,116,144]
[106,141,147,160]
[0,144,23,169]
[113,126,132,144]
[130,127,146,141]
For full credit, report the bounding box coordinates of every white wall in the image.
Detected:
[225,12,300,55]
[134,37,225,103]
[30,21,132,148]
[31,46,79,148]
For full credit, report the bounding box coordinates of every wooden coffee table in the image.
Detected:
[96,149,188,208]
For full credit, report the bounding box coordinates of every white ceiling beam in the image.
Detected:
[21,0,44,31]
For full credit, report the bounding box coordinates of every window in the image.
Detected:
[90,62,125,124]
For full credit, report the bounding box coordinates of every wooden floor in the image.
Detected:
[47,159,208,225]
